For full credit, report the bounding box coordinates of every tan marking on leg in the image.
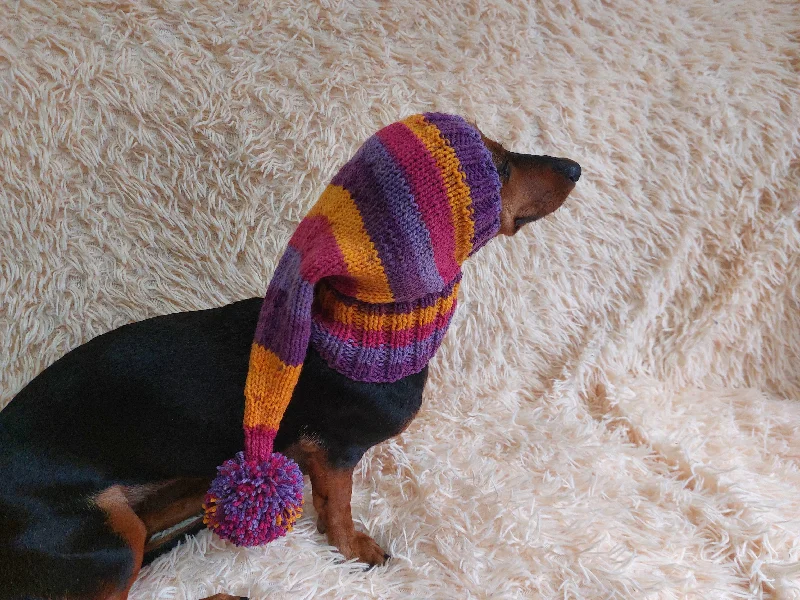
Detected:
[139,492,204,537]
[95,486,147,600]
[307,447,388,566]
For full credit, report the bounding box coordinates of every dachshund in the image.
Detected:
[0,132,580,600]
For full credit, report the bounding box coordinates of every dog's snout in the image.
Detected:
[497,151,579,236]
[552,158,581,183]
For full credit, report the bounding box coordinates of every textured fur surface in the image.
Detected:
[1,0,798,598]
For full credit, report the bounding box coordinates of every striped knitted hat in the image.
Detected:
[204,113,502,546]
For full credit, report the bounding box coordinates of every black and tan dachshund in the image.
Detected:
[0,134,580,600]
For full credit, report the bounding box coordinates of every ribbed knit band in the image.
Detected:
[310,277,461,382]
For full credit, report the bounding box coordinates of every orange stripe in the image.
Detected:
[402,114,474,264]
[308,185,394,303]
[316,282,460,333]
[244,343,302,429]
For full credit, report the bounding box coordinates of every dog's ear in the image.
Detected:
[479,134,508,177]
[479,132,580,236]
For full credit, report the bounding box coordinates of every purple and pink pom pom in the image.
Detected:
[203,451,304,546]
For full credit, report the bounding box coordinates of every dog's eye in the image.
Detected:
[498,159,511,182]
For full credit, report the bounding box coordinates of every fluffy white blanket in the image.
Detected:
[1,0,798,598]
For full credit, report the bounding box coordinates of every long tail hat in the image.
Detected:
[204,113,502,546]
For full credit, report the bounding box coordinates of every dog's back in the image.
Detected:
[0,296,428,598]
[1,300,261,480]
[0,299,262,599]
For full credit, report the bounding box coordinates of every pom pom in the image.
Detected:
[203,451,303,546]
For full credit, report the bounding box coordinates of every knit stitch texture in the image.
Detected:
[243,113,501,462]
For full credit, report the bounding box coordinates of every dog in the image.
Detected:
[0,129,580,600]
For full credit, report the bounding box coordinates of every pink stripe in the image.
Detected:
[316,302,457,349]
[290,215,357,296]
[245,426,278,462]
[376,123,459,282]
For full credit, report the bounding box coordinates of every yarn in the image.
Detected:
[203,452,303,546]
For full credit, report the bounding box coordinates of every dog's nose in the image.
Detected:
[552,158,581,183]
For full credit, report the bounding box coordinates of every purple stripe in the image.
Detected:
[332,136,444,302]
[422,113,501,254]
[254,246,315,366]
[310,312,454,382]
[376,122,459,283]
[368,137,445,294]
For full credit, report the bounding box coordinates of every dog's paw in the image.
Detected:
[331,531,390,567]
[351,531,390,567]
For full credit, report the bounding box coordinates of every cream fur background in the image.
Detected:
[1,0,799,598]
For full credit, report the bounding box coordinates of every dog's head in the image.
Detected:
[481,135,580,236]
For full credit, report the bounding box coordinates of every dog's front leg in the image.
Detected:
[305,448,389,567]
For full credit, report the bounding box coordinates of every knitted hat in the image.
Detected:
[204,113,502,546]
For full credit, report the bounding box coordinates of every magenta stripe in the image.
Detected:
[290,215,355,296]
[376,123,459,283]
[244,426,278,462]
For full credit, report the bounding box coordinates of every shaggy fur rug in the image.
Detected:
[1,0,799,598]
